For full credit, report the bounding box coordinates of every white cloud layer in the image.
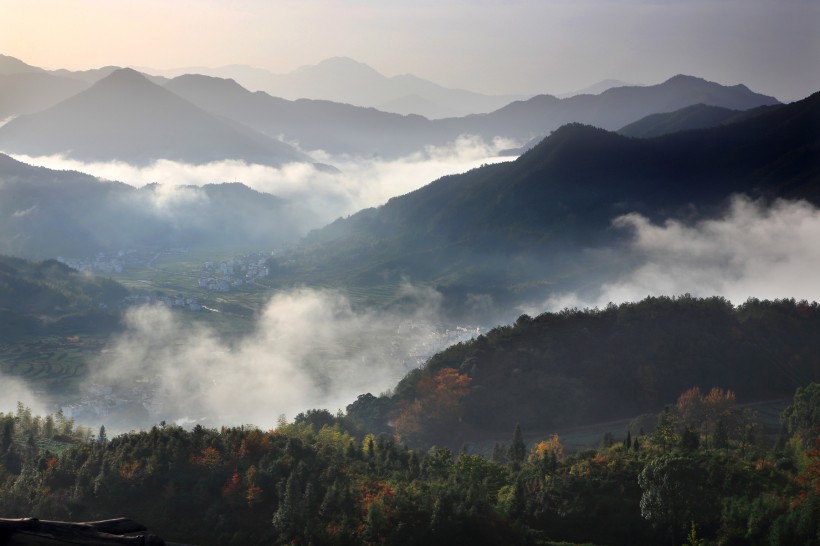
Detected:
[0,373,49,416]
[9,135,514,234]
[87,284,478,430]
[539,196,820,313]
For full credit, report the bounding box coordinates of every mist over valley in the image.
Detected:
[0,3,819,540]
[0,54,818,428]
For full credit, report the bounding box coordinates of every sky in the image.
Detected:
[1,0,818,102]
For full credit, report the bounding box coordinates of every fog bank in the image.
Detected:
[8,135,515,234]
[538,196,820,313]
[82,284,478,431]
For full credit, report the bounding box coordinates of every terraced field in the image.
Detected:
[0,334,108,397]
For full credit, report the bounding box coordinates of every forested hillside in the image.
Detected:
[273,91,820,316]
[1,383,817,546]
[0,255,126,339]
[348,296,820,443]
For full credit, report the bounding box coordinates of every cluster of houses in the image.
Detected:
[122,293,202,311]
[197,252,271,292]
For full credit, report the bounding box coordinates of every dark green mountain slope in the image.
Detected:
[276,91,820,314]
[354,296,820,441]
[0,254,128,339]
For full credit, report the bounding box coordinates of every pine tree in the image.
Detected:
[491,442,507,464]
[509,424,526,471]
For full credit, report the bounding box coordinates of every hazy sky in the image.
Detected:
[2,0,818,101]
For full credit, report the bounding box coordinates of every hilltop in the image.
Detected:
[270,91,820,316]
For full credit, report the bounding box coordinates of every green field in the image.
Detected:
[0,333,108,397]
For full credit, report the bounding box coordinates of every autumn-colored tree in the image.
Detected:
[190,446,222,468]
[704,387,737,448]
[652,407,679,450]
[393,368,471,441]
[530,433,564,463]
[676,387,706,431]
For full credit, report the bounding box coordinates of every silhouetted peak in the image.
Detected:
[520,123,617,161]
[662,74,709,86]
[546,122,613,143]
[94,67,150,88]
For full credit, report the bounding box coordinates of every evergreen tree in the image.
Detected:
[509,424,526,471]
[491,442,507,464]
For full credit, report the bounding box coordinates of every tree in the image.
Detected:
[491,442,507,464]
[638,454,718,544]
[652,407,678,450]
[393,368,471,442]
[676,387,706,432]
[703,387,736,448]
[680,426,700,450]
[509,424,526,471]
[781,382,820,447]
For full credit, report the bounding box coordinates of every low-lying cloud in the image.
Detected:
[8,135,515,234]
[81,284,478,431]
[0,373,49,416]
[539,195,820,312]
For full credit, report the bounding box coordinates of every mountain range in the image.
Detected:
[271,90,820,318]
[147,57,527,119]
[163,72,778,159]
[0,68,312,167]
[0,54,781,163]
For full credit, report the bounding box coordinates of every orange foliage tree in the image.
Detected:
[674,386,738,448]
[393,368,471,441]
[530,433,564,467]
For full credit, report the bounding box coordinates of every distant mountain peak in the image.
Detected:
[0,54,44,75]
[96,67,149,86]
[295,57,384,79]
[313,56,376,69]
[664,74,707,84]
[557,79,637,98]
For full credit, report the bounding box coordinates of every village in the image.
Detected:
[197,251,272,292]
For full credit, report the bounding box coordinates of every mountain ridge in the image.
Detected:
[0,68,312,167]
[165,72,781,159]
[272,90,819,317]
[0,152,305,258]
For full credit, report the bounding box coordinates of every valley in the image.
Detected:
[0,3,818,540]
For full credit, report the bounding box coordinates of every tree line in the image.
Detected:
[0,383,816,545]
